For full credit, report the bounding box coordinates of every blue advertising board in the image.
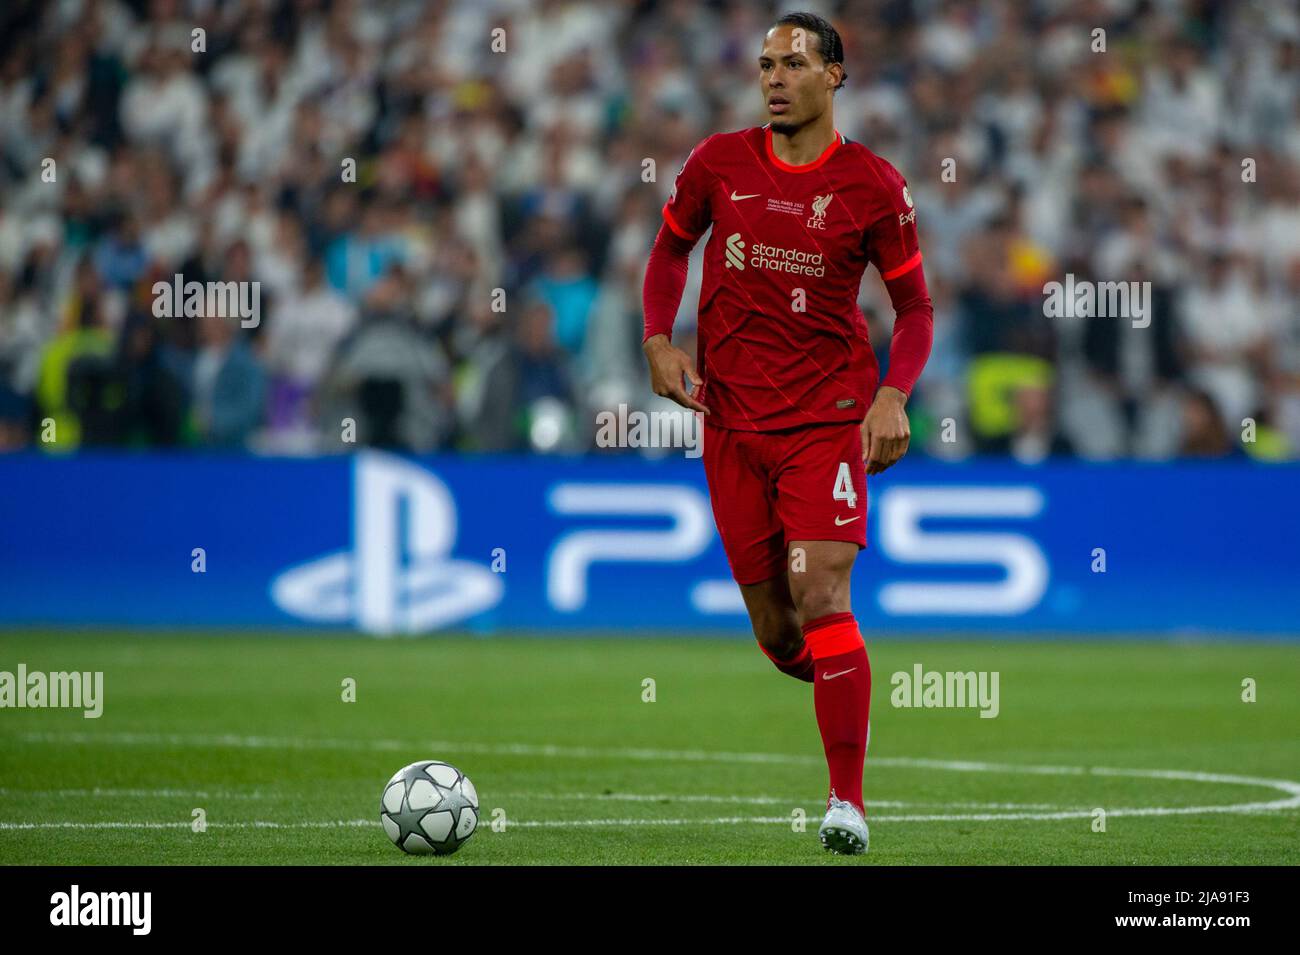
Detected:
[0,451,1295,635]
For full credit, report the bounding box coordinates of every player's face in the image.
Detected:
[759,26,837,132]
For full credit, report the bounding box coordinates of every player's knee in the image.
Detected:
[792,577,851,626]
[751,606,802,658]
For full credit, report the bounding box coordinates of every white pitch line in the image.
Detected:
[12,730,823,765]
[8,806,1297,832]
[0,788,274,799]
[0,820,376,830]
[868,805,1300,822]
[0,818,777,831]
[0,788,1076,812]
[10,730,1300,821]
[505,817,790,828]
[494,792,1075,810]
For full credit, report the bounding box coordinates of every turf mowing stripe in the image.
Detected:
[1,818,792,830]
[12,730,823,764]
[4,806,1298,832]
[0,820,377,830]
[495,793,1077,810]
[0,788,1079,811]
[11,730,1300,820]
[0,788,275,799]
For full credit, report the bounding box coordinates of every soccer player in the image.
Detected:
[641,11,933,854]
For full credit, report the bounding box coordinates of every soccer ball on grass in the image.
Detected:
[380,760,479,855]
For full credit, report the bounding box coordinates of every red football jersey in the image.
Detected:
[662,125,923,431]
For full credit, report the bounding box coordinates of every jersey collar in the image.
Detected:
[763,124,843,173]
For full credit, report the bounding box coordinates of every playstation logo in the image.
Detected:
[271,452,502,635]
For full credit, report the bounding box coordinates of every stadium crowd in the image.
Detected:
[0,0,1297,459]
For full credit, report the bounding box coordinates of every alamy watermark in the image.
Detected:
[151,273,261,328]
[891,664,999,718]
[1043,273,1150,328]
[0,664,103,718]
[50,885,150,935]
[595,403,702,458]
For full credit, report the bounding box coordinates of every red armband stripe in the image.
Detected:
[661,203,699,242]
[880,250,922,281]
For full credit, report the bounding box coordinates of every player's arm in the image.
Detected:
[861,179,934,475]
[863,263,932,473]
[642,141,715,415]
[643,226,708,414]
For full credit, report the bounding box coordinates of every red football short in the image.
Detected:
[702,420,868,585]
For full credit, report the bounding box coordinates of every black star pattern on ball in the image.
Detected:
[388,776,474,849]
[387,779,436,848]
[432,782,475,826]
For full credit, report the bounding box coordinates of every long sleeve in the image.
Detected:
[859,160,933,397]
[879,262,934,396]
[641,223,696,342]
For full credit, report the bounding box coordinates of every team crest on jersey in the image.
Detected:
[899,186,917,225]
[807,193,834,230]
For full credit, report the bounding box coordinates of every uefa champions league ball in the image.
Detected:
[380,760,480,855]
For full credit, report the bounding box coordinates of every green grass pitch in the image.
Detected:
[0,632,1296,865]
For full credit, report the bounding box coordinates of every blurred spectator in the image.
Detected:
[190,313,266,449]
[981,381,1075,463]
[34,293,116,450]
[1178,255,1274,428]
[516,296,577,412]
[455,300,518,451]
[318,271,454,452]
[263,257,356,451]
[534,246,598,356]
[1178,387,1238,458]
[117,311,186,447]
[0,0,1295,460]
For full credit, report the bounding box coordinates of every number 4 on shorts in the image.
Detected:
[833,461,858,509]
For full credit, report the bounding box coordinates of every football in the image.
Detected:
[380,760,480,855]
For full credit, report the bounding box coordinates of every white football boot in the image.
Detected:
[818,792,869,855]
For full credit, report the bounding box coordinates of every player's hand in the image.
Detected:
[643,334,709,414]
[862,386,910,475]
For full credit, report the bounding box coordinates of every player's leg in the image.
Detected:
[786,538,871,801]
[701,423,809,679]
[790,540,872,853]
[774,423,872,851]
[738,573,813,682]
[786,538,856,623]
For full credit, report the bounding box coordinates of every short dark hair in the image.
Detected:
[773,11,846,90]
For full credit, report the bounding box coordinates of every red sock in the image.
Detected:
[803,612,871,815]
[758,640,814,682]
